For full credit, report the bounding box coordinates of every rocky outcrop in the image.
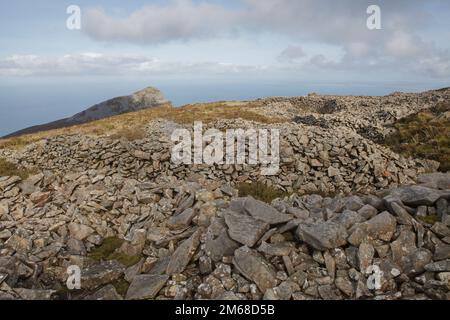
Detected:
[3,87,170,138]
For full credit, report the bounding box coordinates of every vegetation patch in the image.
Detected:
[417,215,440,225]
[0,157,35,179]
[385,102,450,172]
[238,181,289,203]
[88,237,141,267]
[108,126,147,141]
[112,278,130,297]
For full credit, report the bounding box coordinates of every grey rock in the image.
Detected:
[434,243,450,261]
[318,284,342,300]
[166,229,201,275]
[85,284,123,300]
[358,242,375,273]
[205,230,239,262]
[224,211,269,247]
[349,211,397,245]
[125,274,169,300]
[68,223,94,241]
[257,241,293,256]
[431,222,450,238]
[229,198,247,214]
[243,197,292,224]
[81,260,126,290]
[436,198,448,218]
[391,230,417,263]
[233,246,278,293]
[67,237,87,255]
[357,204,378,220]
[443,213,450,227]
[335,276,354,297]
[401,249,433,276]
[296,221,348,251]
[331,210,364,229]
[417,173,450,190]
[167,208,197,229]
[343,196,365,211]
[390,186,444,207]
[425,260,450,272]
[387,200,414,225]
[14,288,55,300]
[5,234,32,253]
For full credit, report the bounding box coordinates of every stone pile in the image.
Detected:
[259,87,450,138]
[0,119,438,196]
[0,170,449,300]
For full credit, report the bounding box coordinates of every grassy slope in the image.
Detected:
[385,101,450,172]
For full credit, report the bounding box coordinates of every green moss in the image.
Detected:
[238,181,289,203]
[107,252,142,267]
[88,237,142,267]
[88,237,124,261]
[417,215,440,225]
[112,278,130,297]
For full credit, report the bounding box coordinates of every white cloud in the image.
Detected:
[385,30,421,57]
[84,0,240,44]
[277,46,306,63]
[0,53,265,77]
[78,0,450,78]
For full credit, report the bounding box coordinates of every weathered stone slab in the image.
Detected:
[243,197,292,224]
[296,221,348,251]
[126,274,169,300]
[224,211,269,247]
[166,229,201,275]
[233,246,277,293]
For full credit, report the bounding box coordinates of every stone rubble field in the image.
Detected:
[0,88,449,300]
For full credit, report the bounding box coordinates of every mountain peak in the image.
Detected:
[3,86,170,138]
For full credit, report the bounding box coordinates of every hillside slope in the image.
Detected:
[3,87,169,138]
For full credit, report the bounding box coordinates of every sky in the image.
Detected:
[1,0,450,136]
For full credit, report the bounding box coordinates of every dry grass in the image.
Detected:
[238,181,289,203]
[385,101,450,172]
[0,158,35,179]
[0,101,287,148]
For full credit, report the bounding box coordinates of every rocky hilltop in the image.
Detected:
[0,87,449,300]
[3,87,170,138]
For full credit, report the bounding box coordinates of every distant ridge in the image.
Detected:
[3,87,170,138]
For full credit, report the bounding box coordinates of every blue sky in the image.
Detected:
[0,0,450,135]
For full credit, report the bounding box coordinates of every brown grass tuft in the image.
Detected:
[0,158,35,179]
[238,181,289,203]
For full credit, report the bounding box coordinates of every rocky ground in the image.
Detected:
[0,88,449,300]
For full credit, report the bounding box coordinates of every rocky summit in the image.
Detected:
[3,87,170,138]
[0,88,450,300]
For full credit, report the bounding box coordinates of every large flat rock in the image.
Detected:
[296,221,348,251]
[224,210,269,247]
[233,246,277,293]
[126,274,169,300]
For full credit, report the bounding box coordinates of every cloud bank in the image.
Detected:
[0,53,266,77]
[80,0,450,78]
